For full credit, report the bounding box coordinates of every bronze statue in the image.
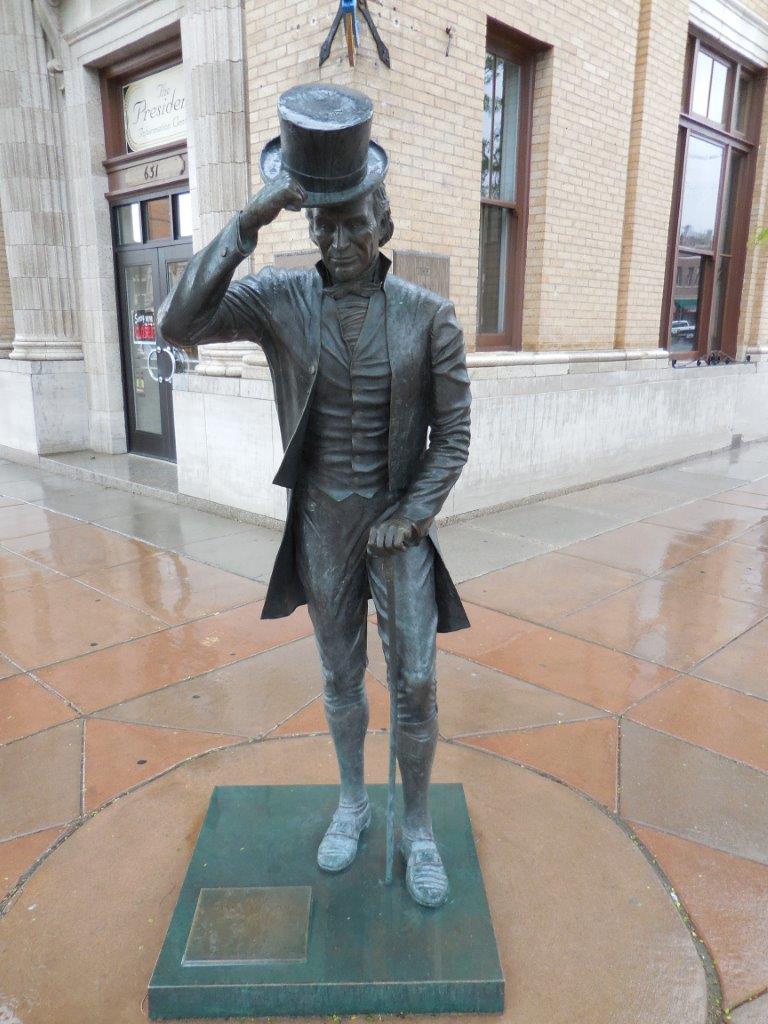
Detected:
[160,84,471,908]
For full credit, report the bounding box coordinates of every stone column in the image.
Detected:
[0,0,81,361]
[181,0,255,377]
[0,207,13,358]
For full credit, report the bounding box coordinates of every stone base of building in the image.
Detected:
[172,350,768,523]
[0,359,89,456]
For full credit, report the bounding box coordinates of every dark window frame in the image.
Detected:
[661,29,765,359]
[476,21,544,351]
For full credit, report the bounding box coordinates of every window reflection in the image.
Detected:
[117,203,142,245]
[478,205,507,333]
[691,51,712,117]
[176,192,192,238]
[481,53,520,202]
[708,59,728,123]
[690,49,729,125]
[145,197,172,241]
[669,253,702,351]
[678,136,724,250]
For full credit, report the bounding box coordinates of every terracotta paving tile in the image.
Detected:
[95,637,324,737]
[560,577,765,671]
[646,498,767,543]
[0,720,82,841]
[563,522,714,576]
[78,551,267,625]
[731,994,768,1024]
[620,721,768,865]
[0,655,16,681]
[369,647,603,738]
[83,719,242,811]
[694,619,768,700]
[628,676,768,772]
[662,542,768,608]
[435,600,535,658]
[0,827,64,899]
[37,601,314,713]
[712,488,768,510]
[633,825,768,1009]
[0,735,709,1024]
[461,718,619,808]
[272,674,390,735]
[0,577,164,670]
[0,548,57,593]
[476,626,675,713]
[3,521,155,577]
[458,551,642,624]
[0,674,76,745]
[0,505,73,541]
[734,520,768,552]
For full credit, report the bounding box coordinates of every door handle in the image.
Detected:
[147,346,177,384]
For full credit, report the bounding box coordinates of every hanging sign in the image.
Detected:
[133,309,156,342]
[123,65,186,153]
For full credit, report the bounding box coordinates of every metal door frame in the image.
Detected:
[112,189,192,461]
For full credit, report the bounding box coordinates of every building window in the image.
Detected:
[663,33,763,359]
[477,22,539,350]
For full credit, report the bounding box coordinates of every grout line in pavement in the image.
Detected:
[0,734,257,920]
[260,693,325,739]
[615,716,622,815]
[79,718,86,818]
[446,711,612,741]
[616,716,768,779]
[90,713,252,741]
[444,734,725,1023]
[620,818,768,873]
[0,647,86,717]
[619,671,685,715]
[729,986,768,1015]
[69,630,318,717]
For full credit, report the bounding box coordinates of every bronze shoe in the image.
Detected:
[401,836,449,908]
[317,801,371,873]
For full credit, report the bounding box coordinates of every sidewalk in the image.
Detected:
[1,442,768,1023]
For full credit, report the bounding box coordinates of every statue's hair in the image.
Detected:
[306,182,394,246]
[371,183,394,247]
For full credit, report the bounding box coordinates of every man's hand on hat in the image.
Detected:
[239,176,307,247]
[367,517,419,556]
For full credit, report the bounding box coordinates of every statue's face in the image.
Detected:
[307,193,380,282]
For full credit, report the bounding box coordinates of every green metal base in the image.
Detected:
[148,784,504,1018]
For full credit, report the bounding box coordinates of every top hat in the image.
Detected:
[259,84,388,207]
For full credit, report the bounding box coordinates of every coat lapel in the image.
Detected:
[272,271,322,488]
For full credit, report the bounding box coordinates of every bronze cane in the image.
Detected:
[383,554,398,885]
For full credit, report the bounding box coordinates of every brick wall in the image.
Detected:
[241,1,768,352]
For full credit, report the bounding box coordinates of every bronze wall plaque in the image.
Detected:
[274,249,318,270]
[182,886,313,966]
[392,250,450,297]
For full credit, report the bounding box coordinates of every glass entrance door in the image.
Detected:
[113,191,193,461]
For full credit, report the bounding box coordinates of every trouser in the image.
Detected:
[295,480,438,838]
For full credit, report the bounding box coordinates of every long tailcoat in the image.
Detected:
[159,214,472,632]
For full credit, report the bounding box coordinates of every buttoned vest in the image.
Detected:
[302,290,391,499]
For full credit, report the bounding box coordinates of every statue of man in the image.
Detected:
[160,84,471,908]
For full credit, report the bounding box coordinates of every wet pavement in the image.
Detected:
[1,442,768,1022]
